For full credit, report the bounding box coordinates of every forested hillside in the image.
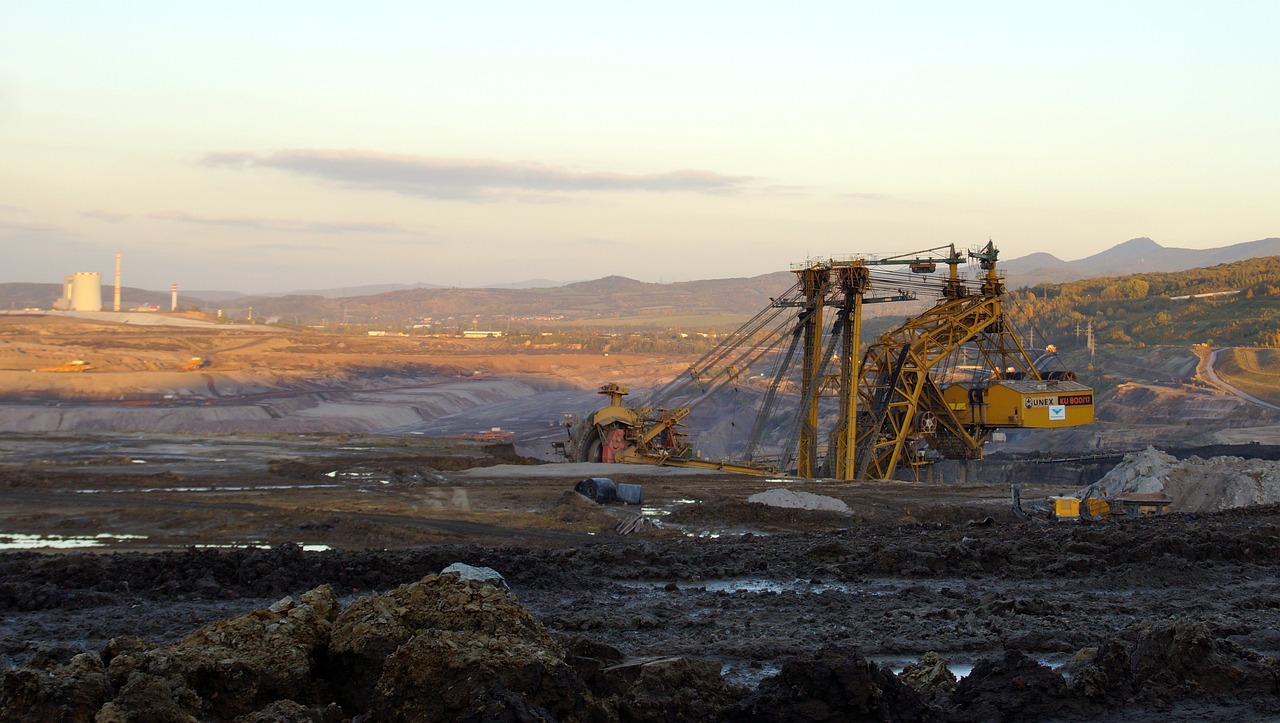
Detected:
[1008,256,1280,348]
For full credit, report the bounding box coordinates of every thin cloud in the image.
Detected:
[149,211,403,234]
[82,210,128,222]
[201,149,754,199]
[0,220,65,235]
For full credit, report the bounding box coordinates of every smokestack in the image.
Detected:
[113,253,121,312]
[171,283,178,312]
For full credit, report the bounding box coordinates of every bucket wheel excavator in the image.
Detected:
[561,241,1093,480]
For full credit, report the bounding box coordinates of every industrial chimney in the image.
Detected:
[113,253,121,312]
[171,283,178,312]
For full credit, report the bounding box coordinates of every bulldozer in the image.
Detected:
[33,360,93,373]
[561,241,1095,481]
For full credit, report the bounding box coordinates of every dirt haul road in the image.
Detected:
[1,436,1280,721]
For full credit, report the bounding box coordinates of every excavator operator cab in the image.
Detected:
[944,379,1094,429]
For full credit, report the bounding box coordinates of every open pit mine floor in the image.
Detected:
[2,432,1279,721]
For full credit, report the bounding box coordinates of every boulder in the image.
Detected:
[899,652,957,693]
[441,562,507,587]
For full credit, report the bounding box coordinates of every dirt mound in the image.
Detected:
[724,644,934,722]
[370,627,601,721]
[326,573,583,717]
[947,650,1073,722]
[0,585,340,722]
[1068,618,1279,704]
[0,571,747,721]
[1088,446,1280,512]
[599,655,744,723]
[553,489,616,530]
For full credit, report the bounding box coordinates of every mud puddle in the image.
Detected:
[73,483,345,494]
[0,532,148,550]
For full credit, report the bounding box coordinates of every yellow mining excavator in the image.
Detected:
[181,357,210,371]
[561,241,1094,481]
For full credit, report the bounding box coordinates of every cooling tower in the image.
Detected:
[67,272,103,311]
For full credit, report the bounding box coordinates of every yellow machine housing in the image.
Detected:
[1049,496,1080,518]
[943,379,1094,430]
[588,384,642,429]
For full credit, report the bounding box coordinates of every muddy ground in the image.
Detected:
[2,436,1279,721]
[3,319,1280,719]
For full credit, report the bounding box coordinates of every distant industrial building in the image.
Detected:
[53,272,103,311]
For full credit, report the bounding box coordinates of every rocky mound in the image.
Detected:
[1067,619,1280,706]
[1087,446,1280,512]
[5,597,1277,722]
[0,571,740,722]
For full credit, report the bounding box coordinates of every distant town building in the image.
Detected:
[463,330,503,338]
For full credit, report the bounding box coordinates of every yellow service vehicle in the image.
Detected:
[1011,483,1172,521]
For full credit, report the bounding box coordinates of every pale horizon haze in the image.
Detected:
[2,2,1277,293]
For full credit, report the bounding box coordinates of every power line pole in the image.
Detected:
[1086,320,1095,363]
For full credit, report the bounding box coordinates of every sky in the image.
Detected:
[2,2,1277,293]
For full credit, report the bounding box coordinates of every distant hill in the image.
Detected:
[5,236,1277,333]
[481,279,567,289]
[280,271,800,326]
[1008,255,1280,348]
[1004,237,1280,288]
[184,289,248,303]
[252,282,447,298]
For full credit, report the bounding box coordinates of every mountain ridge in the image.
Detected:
[1002,237,1280,287]
[4,237,1277,326]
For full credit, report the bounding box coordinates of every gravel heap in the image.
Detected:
[1086,446,1280,512]
[746,488,851,514]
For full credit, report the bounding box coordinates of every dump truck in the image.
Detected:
[34,360,93,373]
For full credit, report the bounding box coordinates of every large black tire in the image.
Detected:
[581,431,603,463]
